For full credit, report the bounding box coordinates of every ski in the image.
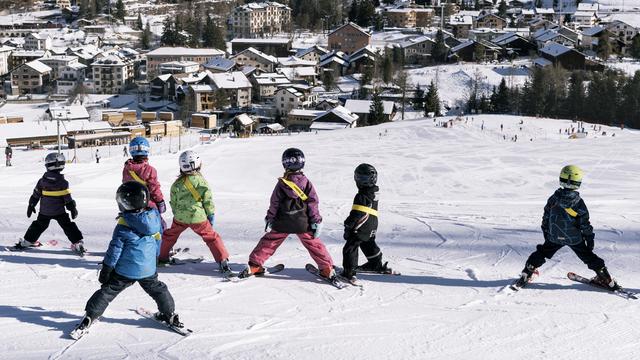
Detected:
[135,307,193,336]
[69,316,97,340]
[305,264,347,289]
[231,264,285,282]
[158,256,204,267]
[6,241,44,252]
[567,272,638,300]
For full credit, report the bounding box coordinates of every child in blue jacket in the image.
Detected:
[73,182,182,335]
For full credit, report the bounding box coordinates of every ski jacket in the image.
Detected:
[122,159,164,208]
[169,173,215,224]
[29,170,74,216]
[344,185,379,241]
[5,146,11,156]
[103,208,162,279]
[542,188,594,246]
[268,172,321,234]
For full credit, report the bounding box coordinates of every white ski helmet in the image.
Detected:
[179,150,201,173]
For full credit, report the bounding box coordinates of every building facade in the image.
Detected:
[231,2,292,38]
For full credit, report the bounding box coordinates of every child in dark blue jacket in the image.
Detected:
[516,165,617,289]
[73,182,181,336]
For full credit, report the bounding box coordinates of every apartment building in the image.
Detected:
[231,2,292,38]
[91,55,135,94]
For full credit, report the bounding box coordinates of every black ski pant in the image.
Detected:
[342,235,381,277]
[526,239,605,272]
[24,213,83,244]
[85,272,174,320]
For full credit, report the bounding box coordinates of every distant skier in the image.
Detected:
[14,153,85,254]
[123,145,128,158]
[95,149,101,164]
[72,182,182,337]
[514,165,618,289]
[340,164,391,282]
[158,150,233,275]
[5,144,12,166]
[239,148,335,279]
[122,137,166,227]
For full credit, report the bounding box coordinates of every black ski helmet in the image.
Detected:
[116,181,149,212]
[354,163,377,187]
[45,152,65,171]
[282,148,305,171]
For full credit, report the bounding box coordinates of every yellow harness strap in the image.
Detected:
[565,208,578,217]
[183,176,202,202]
[117,217,161,240]
[128,170,147,185]
[42,189,71,196]
[352,204,378,217]
[279,177,308,201]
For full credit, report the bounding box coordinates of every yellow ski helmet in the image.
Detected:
[559,165,583,189]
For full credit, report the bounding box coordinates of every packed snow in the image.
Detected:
[1,115,639,359]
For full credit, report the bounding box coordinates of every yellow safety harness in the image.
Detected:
[564,208,578,217]
[183,176,202,202]
[352,204,378,217]
[279,177,308,201]
[128,170,147,185]
[42,189,71,196]
[117,217,161,240]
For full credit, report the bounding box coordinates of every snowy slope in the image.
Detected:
[1,115,639,359]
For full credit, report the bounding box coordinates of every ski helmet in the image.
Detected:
[45,152,65,171]
[129,136,150,157]
[354,163,377,187]
[116,181,149,212]
[559,165,583,190]
[282,148,305,171]
[179,150,202,173]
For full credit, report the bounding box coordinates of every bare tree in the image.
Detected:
[393,70,410,121]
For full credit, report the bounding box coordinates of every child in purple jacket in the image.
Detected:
[240,148,335,279]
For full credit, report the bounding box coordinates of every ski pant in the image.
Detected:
[24,213,83,244]
[5,156,10,166]
[249,230,333,271]
[342,235,381,277]
[526,239,605,272]
[159,219,229,262]
[85,272,174,320]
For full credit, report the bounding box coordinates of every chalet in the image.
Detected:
[11,60,52,95]
[606,20,639,47]
[348,46,379,74]
[538,42,586,70]
[573,11,598,27]
[448,40,502,62]
[448,15,473,39]
[398,36,436,65]
[328,23,371,55]
[581,26,606,51]
[209,71,252,108]
[286,109,325,131]
[344,99,396,124]
[145,47,225,75]
[158,61,200,75]
[318,51,348,77]
[250,72,291,100]
[226,113,257,137]
[295,45,329,63]
[232,47,278,72]
[310,106,358,130]
[533,29,576,48]
[274,87,317,116]
[490,33,536,57]
[475,13,507,30]
[203,57,236,73]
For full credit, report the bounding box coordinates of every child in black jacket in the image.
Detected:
[341,164,390,281]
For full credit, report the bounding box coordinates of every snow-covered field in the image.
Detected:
[1,115,639,359]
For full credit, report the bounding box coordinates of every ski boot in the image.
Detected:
[71,241,87,256]
[593,267,618,290]
[238,262,265,278]
[357,253,393,274]
[339,269,359,284]
[13,238,39,250]
[513,264,539,289]
[156,313,184,328]
[157,258,172,267]
[69,314,93,340]
[319,267,337,280]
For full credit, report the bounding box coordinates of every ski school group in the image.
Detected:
[8,136,635,338]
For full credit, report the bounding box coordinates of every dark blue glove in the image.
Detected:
[99,264,114,284]
[66,200,78,219]
[208,214,215,227]
[157,200,166,214]
[264,218,272,232]
[584,234,595,251]
[27,204,36,218]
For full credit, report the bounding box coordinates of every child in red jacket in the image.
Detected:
[123,137,166,216]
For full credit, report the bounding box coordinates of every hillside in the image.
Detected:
[1,115,639,359]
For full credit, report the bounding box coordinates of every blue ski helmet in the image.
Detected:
[282,148,305,171]
[129,136,150,157]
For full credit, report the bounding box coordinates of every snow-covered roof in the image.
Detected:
[606,14,640,29]
[11,50,46,58]
[190,84,217,92]
[582,26,605,37]
[253,73,290,86]
[574,11,597,18]
[577,3,599,11]
[345,99,394,115]
[234,113,254,126]
[314,105,358,125]
[533,57,553,67]
[328,22,370,37]
[231,38,291,44]
[288,109,325,117]
[25,60,52,74]
[209,71,251,89]
[535,8,555,14]
[450,40,475,53]
[236,2,291,12]
[277,56,316,67]
[48,105,90,120]
[398,36,435,48]
[295,45,328,58]
[266,123,285,131]
[204,56,235,71]
[539,42,572,57]
[277,87,303,97]
[449,15,473,26]
[0,120,110,142]
[91,55,127,66]
[234,47,278,64]
[146,47,225,57]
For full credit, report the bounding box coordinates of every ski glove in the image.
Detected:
[157,200,166,214]
[208,214,215,227]
[98,264,114,284]
[311,223,322,239]
[66,200,78,219]
[264,218,272,232]
[584,234,595,251]
[27,204,36,218]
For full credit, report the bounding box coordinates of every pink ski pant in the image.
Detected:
[249,231,333,271]
[160,219,229,262]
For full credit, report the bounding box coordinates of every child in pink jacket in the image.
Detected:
[123,137,166,214]
[241,148,335,279]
